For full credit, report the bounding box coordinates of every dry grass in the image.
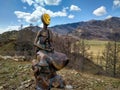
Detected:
[86,40,108,55]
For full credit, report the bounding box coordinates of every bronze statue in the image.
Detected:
[32,13,69,90]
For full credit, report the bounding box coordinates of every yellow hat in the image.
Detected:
[41,13,50,25]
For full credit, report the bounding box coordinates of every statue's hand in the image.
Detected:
[32,60,41,74]
[45,48,54,52]
[51,47,54,52]
[32,65,39,73]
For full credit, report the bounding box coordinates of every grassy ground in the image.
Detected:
[86,40,108,55]
[0,58,34,90]
[84,40,108,65]
[0,42,15,55]
[0,58,120,90]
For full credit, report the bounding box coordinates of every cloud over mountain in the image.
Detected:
[93,6,107,16]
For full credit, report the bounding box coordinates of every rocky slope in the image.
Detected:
[70,17,120,40]
[51,17,120,39]
[0,58,120,90]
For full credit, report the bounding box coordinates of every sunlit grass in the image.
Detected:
[84,40,108,65]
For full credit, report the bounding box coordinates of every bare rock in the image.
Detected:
[65,85,73,89]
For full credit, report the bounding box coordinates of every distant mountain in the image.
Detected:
[50,22,85,34]
[68,17,120,40]
[39,17,119,40]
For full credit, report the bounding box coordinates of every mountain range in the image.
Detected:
[0,17,120,41]
[51,17,120,40]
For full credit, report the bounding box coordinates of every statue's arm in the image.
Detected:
[49,30,54,49]
[34,30,45,50]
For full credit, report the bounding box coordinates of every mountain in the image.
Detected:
[50,17,120,40]
[1,17,120,39]
[70,17,120,40]
[50,22,85,34]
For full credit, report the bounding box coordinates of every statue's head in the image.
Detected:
[41,13,50,26]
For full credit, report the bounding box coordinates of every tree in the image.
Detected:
[15,27,36,58]
[102,32,120,77]
[72,39,90,70]
[73,39,90,58]
[102,42,113,74]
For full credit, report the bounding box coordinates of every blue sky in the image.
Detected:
[0,0,120,33]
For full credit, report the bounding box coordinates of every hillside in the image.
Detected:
[50,17,120,40]
[50,22,84,34]
[0,58,120,90]
[71,17,120,40]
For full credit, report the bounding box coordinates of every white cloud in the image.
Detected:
[7,26,20,30]
[44,0,61,5]
[17,0,66,23]
[35,0,45,6]
[106,15,112,19]
[0,26,20,34]
[39,23,43,27]
[14,11,31,19]
[21,0,61,6]
[62,7,69,12]
[0,25,31,34]
[14,6,67,23]
[113,0,120,8]
[14,11,32,23]
[21,0,34,6]
[70,5,81,11]
[33,6,67,17]
[0,29,7,34]
[93,6,107,16]
[0,28,7,34]
[68,14,74,19]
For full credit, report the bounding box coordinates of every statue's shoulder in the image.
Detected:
[38,29,44,35]
[40,29,48,37]
[39,29,44,33]
[47,29,53,35]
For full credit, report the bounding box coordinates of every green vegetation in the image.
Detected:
[0,58,33,89]
[0,42,15,55]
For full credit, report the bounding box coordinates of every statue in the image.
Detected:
[32,13,69,90]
